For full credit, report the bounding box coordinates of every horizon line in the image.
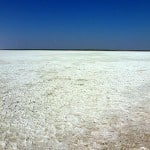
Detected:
[0,49,150,51]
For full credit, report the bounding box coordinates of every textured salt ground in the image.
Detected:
[0,51,150,150]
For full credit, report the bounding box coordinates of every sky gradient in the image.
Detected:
[0,0,150,49]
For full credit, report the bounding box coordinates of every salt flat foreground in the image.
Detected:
[0,50,150,150]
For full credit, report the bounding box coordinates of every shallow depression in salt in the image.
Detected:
[0,50,150,149]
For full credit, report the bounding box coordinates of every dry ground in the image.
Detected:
[0,50,150,150]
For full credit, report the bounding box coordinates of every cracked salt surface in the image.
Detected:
[0,51,150,150]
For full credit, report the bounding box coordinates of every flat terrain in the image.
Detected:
[0,50,150,150]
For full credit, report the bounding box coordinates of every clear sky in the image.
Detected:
[0,0,150,49]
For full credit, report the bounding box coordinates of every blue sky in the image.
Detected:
[0,0,150,49]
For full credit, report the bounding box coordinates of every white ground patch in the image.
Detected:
[0,50,150,150]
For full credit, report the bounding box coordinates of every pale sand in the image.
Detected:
[0,50,150,150]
